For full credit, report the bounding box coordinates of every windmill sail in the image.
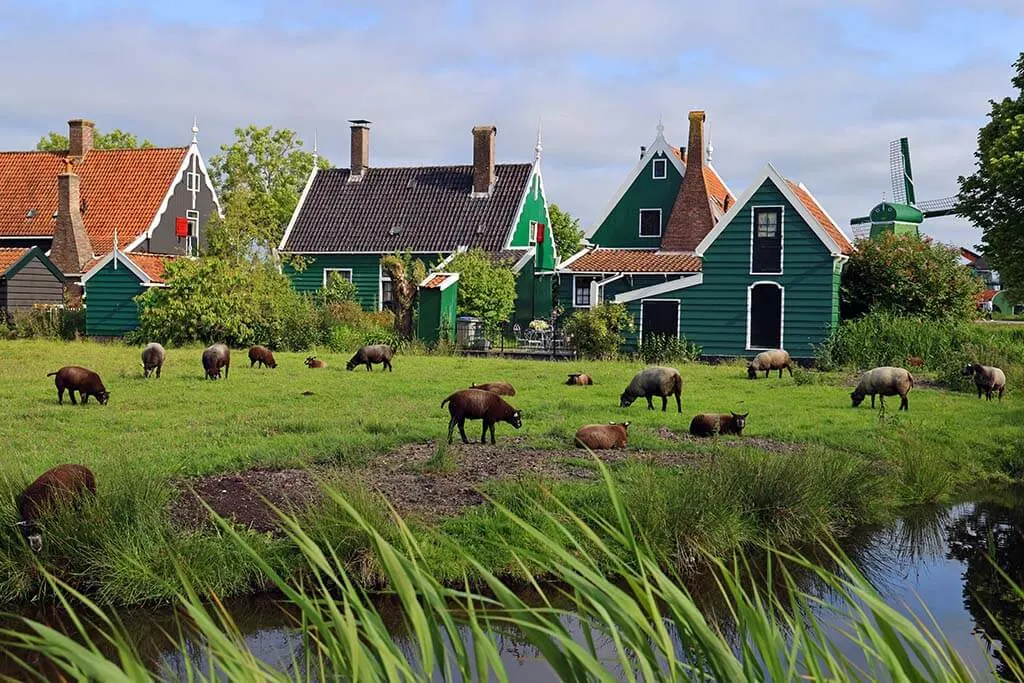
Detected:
[890,138,915,205]
[916,195,957,218]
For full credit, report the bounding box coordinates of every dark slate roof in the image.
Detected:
[282,164,534,253]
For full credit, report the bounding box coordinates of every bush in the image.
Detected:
[4,306,84,340]
[561,303,634,360]
[317,272,359,306]
[446,249,517,334]
[636,334,702,365]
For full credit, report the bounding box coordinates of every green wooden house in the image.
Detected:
[416,272,459,343]
[80,250,173,337]
[558,111,854,360]
[0,247,65,318]
[279,121,556,325]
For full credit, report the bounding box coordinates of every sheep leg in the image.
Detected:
[675,392,682,413]
[645,396,654,410]
[900,394,908,411]
[57,387,64,404]
[156,365,161,378]
[999,388,1004,402]
[385,359,393,372]
[457,420,470,444]
[787,365,794,377]
[447,418,457,444]
[224,365,229,379]
[977,385,983,399]
[82,393,89,404]
[69,390,77,405]
[661,395,668,412]
[778,368,783,379]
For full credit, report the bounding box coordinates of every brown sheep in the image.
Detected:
[566,373,594,386]
[574,422,629,449]
[17,464,96,552]
[305,357,326,369]
[747,349,794,380]
[441,388,522,444]
[620,367,682,412]
[851,367,914,411]
[907,356,925,368]
[689,412,748,438]
[347,344,394,371]
[962,363,1006,401]
[202,344,230,380]
[248,345,277,369]
[141,343,165,378]
[470,382,516,396]
[46,366,109,405]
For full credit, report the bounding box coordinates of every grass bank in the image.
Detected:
[0,339,1021,605]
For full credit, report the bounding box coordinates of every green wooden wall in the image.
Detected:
[589,151,682,248]
[508,171,556,270]
[85,261,146,336]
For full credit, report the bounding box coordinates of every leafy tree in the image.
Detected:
[380,251,427,340]
[957,52,1024,295]
[841,233,983,320]
[446,249,517,332]
[549,203,584,262]
[208,125,330,254]
[36,129,154,151]
[561,302,634,360]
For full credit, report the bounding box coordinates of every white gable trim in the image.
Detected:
[613,273,703,303]
[279,165,319,252]
[81,250,151,285]
[418,271,460,291]
[511,247,536,273]
[503,162,540,250]
[557,246,593,270]
[694,163,846,257]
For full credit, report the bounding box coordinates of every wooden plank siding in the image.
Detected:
[285,253,443,312]
[4,258,63,311]
[589,151,682,249]
[85,263,146,336]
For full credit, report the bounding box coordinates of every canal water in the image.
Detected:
[5,491,1024,680]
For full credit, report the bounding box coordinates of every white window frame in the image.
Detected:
[529,220,538,245]
[745,281,785,351]
[749,205,785,275]
[638,208,662,238]
[186,171,200,192]
[323,268,353,286]
[652,157,667,180]
[639,298,680,344]
[573,275,597,308]
[379,275,393,311]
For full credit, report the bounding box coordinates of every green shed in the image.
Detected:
[81,250,172,336]
[416,272,459,344]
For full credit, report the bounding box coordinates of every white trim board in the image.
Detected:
[511,247,536,273]
[749,205,785,275]
[694,163,848,257]
[745,280,785,351]
[613,273,703,303]
[279,165,319,252]
[503,162,542,250]
[638,298,681,344]
[80,250,152,284]
[418,271,460,291]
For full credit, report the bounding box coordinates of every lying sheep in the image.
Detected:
[962,363,1006,401]
[305,357,326,369]
[620,366,682,413]
[566,373,594,386]
[46,366,109,405]
[248,345,277,369]
[907,356,925,368]
[141,342,165,378]
[689,412,748,438]
[747,349,794,380]
[441,388,522,444]
[850,366,914,411]
[17,464,96,552]
[202,344,230,380]
[347,344,394,372]
[470,381,516,396]
[574,422,629,449]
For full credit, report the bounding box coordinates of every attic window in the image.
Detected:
[186,172,200,192]
[26,209,37,219]
[652,158,667,180]
[389,224,403,236]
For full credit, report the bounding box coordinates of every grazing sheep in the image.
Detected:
[962,363,1006,401]
[574,422,629,449]
[619,366,683,413]
[689,412,748,438]
[17,464,96,552]
[441,388,523,444]
[347,344,394,372]
[202,344,231,380]
[470,381,516,396]
[747,349,794,380]
[141,342,165,378]
[248,345,277,369]
[46,366,109,405]
[305,357,326,369]
[850,366,914,411]
[566,373,594,386]
[907,356,925,368]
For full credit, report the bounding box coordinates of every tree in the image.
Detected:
[841,233,983,320]
[957,52,1024,295]
[36,129,153,151]
[208,125,330,254]
[380,251,426,340]
[446,249,517,332]
[549,203,584,261]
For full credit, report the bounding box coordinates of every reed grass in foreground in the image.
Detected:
[1,461,1015,682]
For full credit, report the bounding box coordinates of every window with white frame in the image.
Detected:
[751,207,783,274]
[639,208,662,237]
[185,209,199,235]
[573,276,597,308]
[529,220,538,245]
[652,158,667,180]
[380,277,394,311]
[186,171,200,192]
[323,268,353,286]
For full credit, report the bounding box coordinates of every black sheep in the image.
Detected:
[248,345,277,369]
[202,344,231,380]
[46,366,109,405]
[17,464,97,552]
[347,344,394,371]
[441,388,522,444]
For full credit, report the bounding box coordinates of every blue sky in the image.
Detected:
[1,0,1022,249]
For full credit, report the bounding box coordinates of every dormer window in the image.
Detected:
[652,157,667,180]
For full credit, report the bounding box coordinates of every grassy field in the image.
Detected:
[0,338,1021,604]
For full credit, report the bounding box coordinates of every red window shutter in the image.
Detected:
[175,217,189,237]
[536,223,545,243]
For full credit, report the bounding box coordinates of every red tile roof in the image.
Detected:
[565,249,701,273]
[979,289,998,303]
[671,147,735,215]
[126,252,174,283]
[784,180,854,255]
[0,247,30,274]
[423,274,449,288]
[0,148,188,254]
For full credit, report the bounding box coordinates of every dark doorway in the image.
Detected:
[641,300,679,342]
[749,284,782,349]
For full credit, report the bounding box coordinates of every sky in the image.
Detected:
[1,0,1021,250]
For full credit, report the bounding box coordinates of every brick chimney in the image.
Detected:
[68,119,95,159]
[349,119,371,178]
[50,160,94,275]
[471,125,496,196]
[661,111,715,252]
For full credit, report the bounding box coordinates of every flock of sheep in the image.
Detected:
[15,343,1009,554]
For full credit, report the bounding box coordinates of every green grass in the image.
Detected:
[0,338,1022,605]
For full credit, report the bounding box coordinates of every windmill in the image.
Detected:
[850,137,958,240]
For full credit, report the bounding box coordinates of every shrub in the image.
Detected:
[561,302,634,360]
[636,334,702,365]
[446,249,517,334]
[4,306,84,340]
[317,272,359,306]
